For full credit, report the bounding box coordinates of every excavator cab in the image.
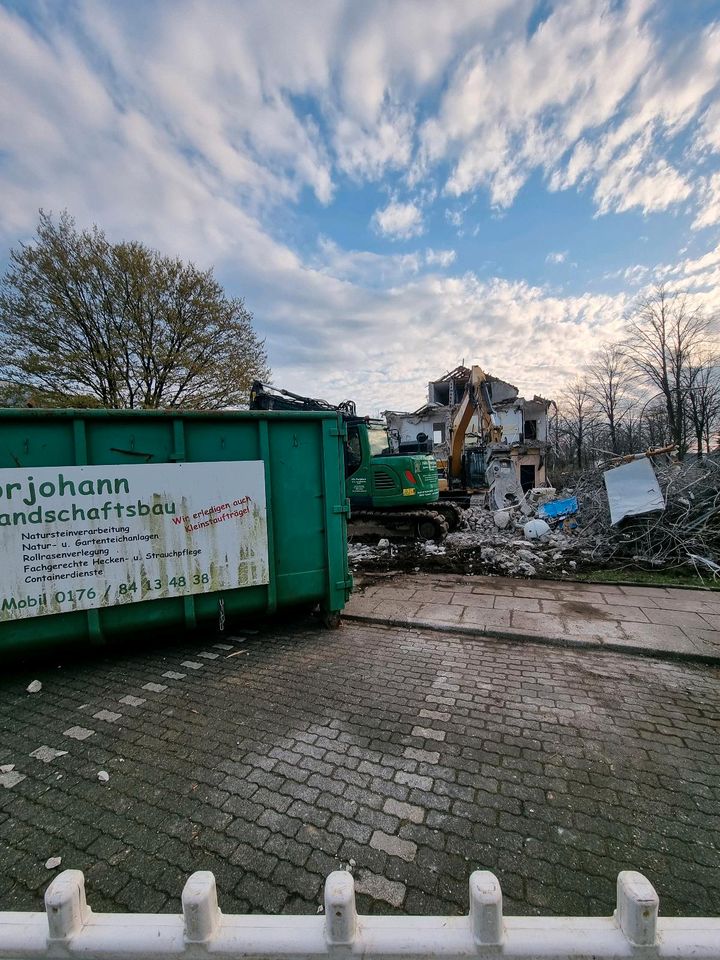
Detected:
[343,418,439,510]
[250,380,454,539]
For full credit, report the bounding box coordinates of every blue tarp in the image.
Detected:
[538,496,579,520]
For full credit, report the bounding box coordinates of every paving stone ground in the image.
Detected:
[346,573,720,661]
[0,619,719,920]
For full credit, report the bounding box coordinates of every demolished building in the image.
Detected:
[385,365,554,493]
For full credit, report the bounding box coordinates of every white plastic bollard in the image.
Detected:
[469,871,503,945]
[3,865,718,960]
[45,870,90,941]
[182,871,221,943]
[324,871,357,945]
[615,871,658,946]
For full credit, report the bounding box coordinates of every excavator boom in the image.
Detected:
[448,366,503,480]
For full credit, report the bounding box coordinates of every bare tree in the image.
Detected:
[626,283,717,458]
[617,404,642,453]
[586,342,634,454]
[0,211,270,409]
[559,377,595,468]
[640,402,671,449]
[683,351,720,456]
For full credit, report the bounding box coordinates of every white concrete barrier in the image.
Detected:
[0,868,718,960]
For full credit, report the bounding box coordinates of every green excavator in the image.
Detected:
[249,382,462,540]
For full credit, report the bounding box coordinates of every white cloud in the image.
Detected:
[261,271,635,412]
[673,241,720,276]
[425,248,456,267]
[695,101,720,155]
[550,19,720,216]
[371,200,424,239]
[333,109,414,180]
[692,172,720,230]
[2,0,720,417]
[423,0,656,208]
[623,264,651,285]
[417,2,720,220]
[314,237,422,285]
[546,251,568,264]
[594,155,692,216]
[3,1,719,236]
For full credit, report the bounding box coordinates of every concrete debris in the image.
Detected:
[527,487,557,507]
[0,764,15,773]
[348,542,389,565]
[0,770,26,789]
[516,549,539,564]
[97,770,110,782]
[26,681,42,694]
[523,519,551,540]
[348,502,579,578]
[30,746,68,763]
[45,857,62,870]
[422,541,446,555]
[348,454,719,580]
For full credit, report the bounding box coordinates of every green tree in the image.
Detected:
[0,211,270,409]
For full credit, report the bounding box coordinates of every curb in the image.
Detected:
[342,613,720,666]
[353,570,720,594]
[568,577,720,593]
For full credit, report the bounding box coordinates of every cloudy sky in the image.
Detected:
[1,0,720,413]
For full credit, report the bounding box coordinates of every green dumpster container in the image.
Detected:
[0,408,352,655]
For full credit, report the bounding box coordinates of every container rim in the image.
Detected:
[0,407,341,420]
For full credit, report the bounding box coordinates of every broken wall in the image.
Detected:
[385,409,445,451]
[522,399,549,443]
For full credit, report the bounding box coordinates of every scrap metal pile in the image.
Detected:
[348,453,720,580]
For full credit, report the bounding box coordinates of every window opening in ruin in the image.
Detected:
[432,382,451,405]
[520,464,536,492]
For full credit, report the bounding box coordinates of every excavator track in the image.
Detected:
[428,501,464,532]
[349,509,449,542]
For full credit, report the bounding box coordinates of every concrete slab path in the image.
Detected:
[345,573,720,663]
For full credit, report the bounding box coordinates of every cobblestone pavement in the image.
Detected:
[1,619,719,919]
[346,573,720,661]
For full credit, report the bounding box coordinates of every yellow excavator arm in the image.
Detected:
[448,366,503,479]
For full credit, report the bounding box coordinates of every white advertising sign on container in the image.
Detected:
[0,461,269,622]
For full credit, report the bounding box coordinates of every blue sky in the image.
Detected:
[1,0,720,413]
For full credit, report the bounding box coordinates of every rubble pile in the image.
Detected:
[564,455,720,577]
[446,506,581,577]
[348,454,720,580]
[347,505,586,578]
